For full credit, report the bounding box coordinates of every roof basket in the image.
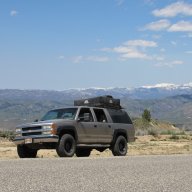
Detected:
[74,95,122,109]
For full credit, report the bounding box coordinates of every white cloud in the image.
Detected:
[121,50,151,59]
[152,2,192,17]
[124,40,157,47]
[72,55,109,63]
[143,19,171,31]
[155,60,184,67]
[72,56,84,63]
[10,10,18,16]
[186,51,192,54]
[168,21,192,32]
[101,39,157,60]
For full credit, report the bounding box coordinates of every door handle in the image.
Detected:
[94,125,97,128]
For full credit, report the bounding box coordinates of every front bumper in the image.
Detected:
[13,135,59,145]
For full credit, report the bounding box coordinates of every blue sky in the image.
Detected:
[0,0,192,90]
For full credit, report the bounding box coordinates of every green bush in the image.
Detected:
[142,109,151,122]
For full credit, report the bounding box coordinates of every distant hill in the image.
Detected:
[0,84,192,130]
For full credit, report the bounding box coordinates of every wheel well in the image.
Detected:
[59,129,76,140]
[113,131,128,143]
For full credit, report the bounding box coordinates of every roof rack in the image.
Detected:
[74,95,122,109]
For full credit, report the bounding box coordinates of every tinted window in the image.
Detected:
[78,108,94,122]
[108,109,132,124]
[93,108,108,123]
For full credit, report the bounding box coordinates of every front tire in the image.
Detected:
[17,145,38,158]
[111,135,128,156]
[56,134,76,157]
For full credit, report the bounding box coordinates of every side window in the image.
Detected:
[108,109,132,124]
[93,109,108,123]
[78,108,94,122]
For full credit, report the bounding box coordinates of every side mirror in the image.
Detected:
[34,119,38,122]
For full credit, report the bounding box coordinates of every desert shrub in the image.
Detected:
[169,134,179,140]
[160,130,176,135]
[142,109,151,122]
[148,128,159,137]
[0,130,15,141]
[135,129,148,136]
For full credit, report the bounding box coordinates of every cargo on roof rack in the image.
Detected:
[74,95,122,109]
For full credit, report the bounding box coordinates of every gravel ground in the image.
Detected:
[1,155,192,192]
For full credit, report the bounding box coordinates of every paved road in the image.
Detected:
[0,155,192,192]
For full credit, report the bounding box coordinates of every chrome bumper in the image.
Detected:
[13,135,59,145]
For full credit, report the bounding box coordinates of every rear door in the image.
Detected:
[92,108,113,143]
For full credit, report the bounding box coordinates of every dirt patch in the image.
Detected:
[0,135,192,159]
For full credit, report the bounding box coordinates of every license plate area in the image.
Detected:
[25,138,33,144]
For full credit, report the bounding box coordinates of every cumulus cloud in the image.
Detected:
[168,21,192,32]
[152,2,192,17]
[10,10,18,16]
[143,19,171,31]
[101,39,157,60]
[155,60,184,67]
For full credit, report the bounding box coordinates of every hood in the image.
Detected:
[16,119,75,128]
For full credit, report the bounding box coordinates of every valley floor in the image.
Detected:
[0,135,192,159]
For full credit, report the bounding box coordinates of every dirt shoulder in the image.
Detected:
[0,135,192,159]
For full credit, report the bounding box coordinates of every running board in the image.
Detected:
[77,144,110,148]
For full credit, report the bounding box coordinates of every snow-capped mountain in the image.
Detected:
[62,83,192,100]
[0,83,192,101]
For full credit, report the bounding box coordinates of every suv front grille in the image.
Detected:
[22,126,42,136]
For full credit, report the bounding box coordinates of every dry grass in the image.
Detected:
[0,135,192,159]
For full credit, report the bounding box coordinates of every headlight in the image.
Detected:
[15,128,21,133]
[42,125,52,130]
[42,124,57,135]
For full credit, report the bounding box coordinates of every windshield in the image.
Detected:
[41,108,78,121]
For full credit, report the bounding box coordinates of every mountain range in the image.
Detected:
[0,83,192,130]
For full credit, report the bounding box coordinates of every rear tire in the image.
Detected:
[76,148,91,157]
[56,134,76,157]
[111,135,127,156]
[17,145,38,158]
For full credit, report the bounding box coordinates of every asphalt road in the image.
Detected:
[0,155,192,192]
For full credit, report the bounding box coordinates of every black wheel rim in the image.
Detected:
[64,139,73,153]
[119,140,126,153]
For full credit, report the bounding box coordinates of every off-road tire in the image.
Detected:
[17,145,38,158]
[56,134,76,157]
[76,148,91,157]
[111,135,127,156]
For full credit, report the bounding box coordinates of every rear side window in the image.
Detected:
[108,109,132,124]
[93,108,108,123]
